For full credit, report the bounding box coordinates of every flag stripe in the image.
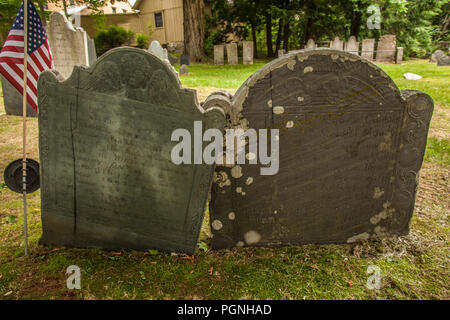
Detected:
[0,1,53,113]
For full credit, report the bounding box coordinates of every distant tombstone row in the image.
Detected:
[1,11,97,117]
[37,47,433,254]
[214,42,254,65]
[302,35,403,64]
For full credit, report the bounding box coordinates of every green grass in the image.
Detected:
[425,138,450,166]
[0,59,448,300]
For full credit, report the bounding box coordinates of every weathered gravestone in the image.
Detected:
[214,44,225,65]
[227,43,238,65]
[361,39,375,61]
[1,75,37,117]
[149,40,164,60]
[396,47,404,65]
[180,55,190,66]
[330,37,344,51]
[179,64,189,75]
[306,39,317,49]
[430,50,444,63]
[47,12,89,79]
[207,49,434,249]
[87,37,97,66]
[376,35,397,63]
[243,41,254,65]
[38,47,225,254]
[344,36,360,56]
[436,53,450,66]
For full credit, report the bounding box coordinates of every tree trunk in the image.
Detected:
[39,1,47,27]
[265,13,274,57]
[183,0,207,62]
[275,18,283,55]
[350,10,362,38]
[283,20,290,51]
[62,0,68,17]
[251,23,258,59]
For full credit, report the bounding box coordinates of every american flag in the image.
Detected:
[0,1,53,113]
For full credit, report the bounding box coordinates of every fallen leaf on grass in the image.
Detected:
[4,291,12,297]
[180,255,194,262]
[111,252,122,256]
[208,267,213,275]
[348,281,353,287]
[311,265,319,270]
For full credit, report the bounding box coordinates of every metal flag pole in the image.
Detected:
[22,0,29,256]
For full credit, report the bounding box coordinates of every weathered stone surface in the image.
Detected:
[149,40,164,59]
[396,47,404,64]
[376,34,396,63]
[1,75,37,117]
[437,53,450,66]
[243,41,254,65]
[38,47,225,254]
[278,49,286,58]
[207,49,433,250]
[214,44,225,65]
[344,36,360,55]
[330,37,344,51]
[47,12,89,79]
[227,43,238,65]
[430,50,444,63]
[180,55,190,66]
[306,39,317,49]
[87,36,97,66]
[361,39,375,61]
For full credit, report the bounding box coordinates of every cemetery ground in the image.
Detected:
[0,59,448,300]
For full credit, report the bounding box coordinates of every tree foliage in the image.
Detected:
[208,0,449,58]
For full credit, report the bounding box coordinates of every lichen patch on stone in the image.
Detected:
[244,230,262,245]
[211,220,223,231]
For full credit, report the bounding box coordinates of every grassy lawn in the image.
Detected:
[0,59,448,300]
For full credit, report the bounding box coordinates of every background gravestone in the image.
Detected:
[149,40,164,59]
[38,47,225,254]
[1,75,37,117]
[87,36,97,66]
[227,43,238,65]
[344,36,360,55]
[243,41,254,65]
[207,49,434,250]
[306,39,317,49]
[430,50,444,63]
[396,47,404,64]
[180,55,190,66]
[330,37,344,50]
[47,12,89,79]
[214,44,225,65]
[361,39,375,61]
[376,34,397,63]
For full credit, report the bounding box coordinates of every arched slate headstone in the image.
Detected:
[208,49,434,249]
[38,47,225,254]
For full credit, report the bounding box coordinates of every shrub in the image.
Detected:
[136,33,149,49]
[94,25,135,56]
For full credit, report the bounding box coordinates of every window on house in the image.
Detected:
[123,9,127,13]
[69,0,74,6]
[155,12,163,28]
[112,7,116,14]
